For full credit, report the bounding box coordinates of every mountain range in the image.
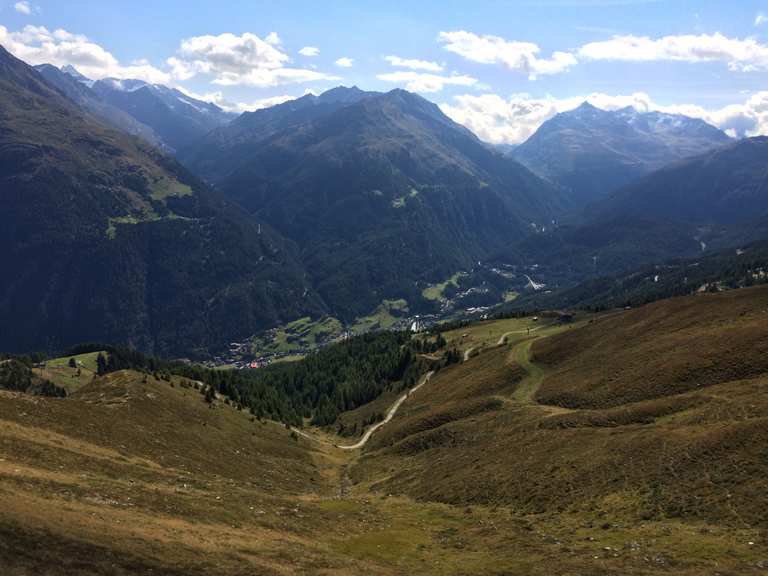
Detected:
[3,42,768,355]
[512,101,732,205]
[511,134,768,289]
[35,63,234,152]
[181,86,570,319]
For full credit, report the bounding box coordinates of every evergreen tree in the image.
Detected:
[96,353,108,375]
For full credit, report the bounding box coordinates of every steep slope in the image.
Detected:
[595,136,768,225]
[34,63,164,149]
[178,86,377,182]
[508,137,768,290]
[0,45,322,356]
[504,236,768,313]
[90,77,234,151]
[185,87,569,318]
[355,287,768,535]
[513,102,731,205]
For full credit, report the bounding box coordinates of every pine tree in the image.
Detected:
[96,353,108,375]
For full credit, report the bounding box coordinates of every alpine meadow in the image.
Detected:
[2,2,768,574]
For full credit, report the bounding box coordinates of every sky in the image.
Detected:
[1,0,767,143]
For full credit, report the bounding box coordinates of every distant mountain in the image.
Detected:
[513,102,732,205]
[91,77,234,151]
[0,45,322,356]
[508,136,768,291]
[178,86,378,182]
[182,87,570,319]
[595,136,768,225]
[34,63,165,149]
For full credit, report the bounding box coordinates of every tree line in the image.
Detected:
[62,331,442,427]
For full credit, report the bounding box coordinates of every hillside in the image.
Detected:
[0,45,322,356]
[35,64,165,149]
[513,102,731,205]
[595,136,768,225]
[504,235,768,313]
[5,296,768,574]
[350,287,768,573]
[179,86,378,182]
[183,87,570,319]
[507,137,768,291]
[90,77,234,152]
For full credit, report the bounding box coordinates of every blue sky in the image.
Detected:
[1,0,767,142]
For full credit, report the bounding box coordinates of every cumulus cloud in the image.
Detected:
[438,30,577,79]
[578,33,768,71]
[756,13,767,27]
[170,32,340,86]
[299,46,319,56]
[0,25,170,83]
[334,57,354,68]
[439,91,768,144]
[14,1,32,15]
[384,55,443,72]
[377,70,477,93]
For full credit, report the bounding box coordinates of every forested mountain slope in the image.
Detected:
[0,45,321,356]
[184,87,570,319]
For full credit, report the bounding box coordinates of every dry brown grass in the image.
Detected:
[4,290,768,574]
[533,286,768,408]
[350,288,768,573]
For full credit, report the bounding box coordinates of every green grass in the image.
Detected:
[509,339,546,403]
[150,178,193,201]
[252,316,344,355]
[422,272,465,302]
[33,351,106,393]
[47,351,103,373]
[503,290,519,302]
[351,299,408,333]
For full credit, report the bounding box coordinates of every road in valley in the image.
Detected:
[336,371,434,450]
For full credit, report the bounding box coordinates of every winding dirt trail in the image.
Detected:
[336,371,434,450]
[508,339,573,416]
[496,326,540,346]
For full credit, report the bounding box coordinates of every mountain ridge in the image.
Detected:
[0,44,322,356]
[184,85,571,319]
[513,102,732,205]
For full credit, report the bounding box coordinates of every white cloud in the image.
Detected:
[756,13,767,27]
[440,90,768,144]
[334,57,354,68]
[0,25,170,83]
[438,30,577,79]
[579,33,768,71]
[176,86,310,113]
[377,70,477,93]
[299,46,319,56]
[172,32,340,86]
[384,55,443,72]
[14,1,32,15]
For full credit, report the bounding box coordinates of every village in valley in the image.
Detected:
[207,261,551,369]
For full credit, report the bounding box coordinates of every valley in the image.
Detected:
[2,287,768,574]
[2,11,768,573]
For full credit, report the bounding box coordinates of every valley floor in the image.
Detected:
[2,289,768,574]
